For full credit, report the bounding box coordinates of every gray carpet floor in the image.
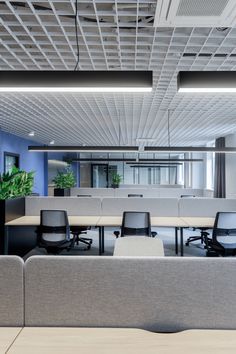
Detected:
[24,227,210,260]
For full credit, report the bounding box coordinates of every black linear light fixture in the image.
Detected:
[71,158,203,163]
[0,0,152,93]
[0,71,152,93]
[28,145,139,153]
[177,71,236,93]
[126,160,202,164]
[144,109,236,153]
[144,146,236,153]
[129,165,179,168]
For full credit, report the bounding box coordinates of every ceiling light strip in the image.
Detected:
[0,71,152,93]
[28,145,139,153]
[144,146,236,153]
[178,71,236,93]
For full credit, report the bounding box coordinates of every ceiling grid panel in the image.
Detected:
[1,1,236,145]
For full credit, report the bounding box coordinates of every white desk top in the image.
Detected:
[0,327,22,354]
[97,216,188,227]
[181,217,215,228]
[6,216,215,229]
[5,216,100,227]
[7,328,236,354]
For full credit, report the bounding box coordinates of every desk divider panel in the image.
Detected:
[101,198,179,216]
[159,188,204,198]
[70,188,115,197]
[24,256,236,331]
[0,256,24,326]
[114,188,160,198]
[25,197,102,216]
[179,198,236,217]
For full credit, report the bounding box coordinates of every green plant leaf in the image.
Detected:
[52,165,76,189]
[0,166,35,200]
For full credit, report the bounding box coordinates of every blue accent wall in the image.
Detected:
[0,131,46,195]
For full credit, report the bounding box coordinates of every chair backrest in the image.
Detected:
[39,210,70,244]
[212,212,236,249]
[121,211,151,237]
[113,236,164,256]
[128,194,143,198]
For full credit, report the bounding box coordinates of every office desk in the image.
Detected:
[97,216,188,256]
[7,328,236,354]
[5,216,101,255]
[0,327,22,354]
[181,217,215,229]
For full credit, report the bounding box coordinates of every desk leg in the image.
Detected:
[101,226,105,254]
[175,227,178,255]
[98,226,102,255]
[4,226,9,255]
[180,227,184,257]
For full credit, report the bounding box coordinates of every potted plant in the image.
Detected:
[0,166,35,253]
[111,172,122,188]
[53,166,76,196]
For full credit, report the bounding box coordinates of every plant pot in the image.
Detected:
[54,188,71,197]
[111,184,119,189]
[0,197,25,254]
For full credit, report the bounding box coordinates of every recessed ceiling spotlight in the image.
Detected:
[28,131,35,137]
[49,140,55,145]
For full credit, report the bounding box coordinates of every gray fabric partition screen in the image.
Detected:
[214,137,226,198]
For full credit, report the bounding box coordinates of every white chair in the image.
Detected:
[113,236,164,256]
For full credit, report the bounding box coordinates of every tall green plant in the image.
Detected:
[0,166,35,200]
[52,166,76,189]
[111,172,122,186]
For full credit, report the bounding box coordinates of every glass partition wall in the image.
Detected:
[47,151,206,190]
[78,153,186,188]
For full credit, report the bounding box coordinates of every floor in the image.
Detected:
[25,227,208,259]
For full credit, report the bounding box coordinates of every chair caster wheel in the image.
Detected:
[185,242,189,246]
[206,250,219,257]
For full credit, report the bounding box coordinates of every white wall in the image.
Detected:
[191,153,205,189]
[225,133,236,198]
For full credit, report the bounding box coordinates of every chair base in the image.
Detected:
[185,230,209,247]
[70,228,93,251]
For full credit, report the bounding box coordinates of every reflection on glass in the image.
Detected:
[4,154,19,173]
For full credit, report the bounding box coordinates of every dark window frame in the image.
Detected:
[4,151,20,173]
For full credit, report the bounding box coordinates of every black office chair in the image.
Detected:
[37,210,75,254]
[70,226,93,250]
[205,212,236,257]
[180,195,210,247]
[128,194,143,197]
[114,211,157,238]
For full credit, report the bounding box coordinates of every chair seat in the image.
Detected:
[41,233,67,242]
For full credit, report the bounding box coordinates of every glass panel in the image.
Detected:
[4,154,19,173]
[92,164,108,188]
